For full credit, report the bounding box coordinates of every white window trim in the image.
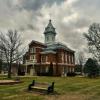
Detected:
[30,47,36,53]
[69,54,70,64]
[62,53,64,63]
[41,56,44,62]
[66,54,67,63]
[30,55,35,60]
[72,55,74,64]
[46,67,49,73]
[41,56,46,62]
[46,56,48,62]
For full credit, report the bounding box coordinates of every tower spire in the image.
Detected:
[49,19,51,22]
[49,12,52,21]
[44,20,57,45]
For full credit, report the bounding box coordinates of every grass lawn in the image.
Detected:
[0,76,100,100]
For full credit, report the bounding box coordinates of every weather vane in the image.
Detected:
[49,12,52,20]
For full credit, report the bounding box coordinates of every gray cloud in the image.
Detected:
[19,0,65,11]
[73,0,100,22]
[0,0,100,59]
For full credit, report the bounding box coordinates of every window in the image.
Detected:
[41,56,46,62]
[67,53,69,64]
[69,54,71,64]
[47,36,49,41]
[71,55,74,64]
[46,56,48,62]
[70,55,72,64]
[70,54,73,64]
[30,48,35,53]
[46,67,49,73]
[41,56,48,63]
[30,55,35,60]
[61,53,64,63]
[65,54,67,63]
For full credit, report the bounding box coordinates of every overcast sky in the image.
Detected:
[0,0,100,59]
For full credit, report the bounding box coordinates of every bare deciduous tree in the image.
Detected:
[0,30,24,78]
[84,23,100,61]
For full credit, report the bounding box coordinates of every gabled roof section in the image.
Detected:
[29,40,46,47]
[44,20,56,35]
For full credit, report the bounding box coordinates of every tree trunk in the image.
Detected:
[8,63,12,78]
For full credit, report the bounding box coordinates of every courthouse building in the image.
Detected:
[23,20,75,76]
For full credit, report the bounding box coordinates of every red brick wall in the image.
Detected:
[23,41,75,67]
[47,54,56,63]
[56,50,75,64]
[24,41,46,63]
[36,48,42,63]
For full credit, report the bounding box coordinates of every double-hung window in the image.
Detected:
[30,55,35,60]
[62,53,64,63]
[30,48,35,53]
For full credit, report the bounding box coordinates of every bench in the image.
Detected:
[28,80,54,94]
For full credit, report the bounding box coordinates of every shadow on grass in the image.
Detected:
[25,88,60,96]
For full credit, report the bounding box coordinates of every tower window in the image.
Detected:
[47,36,49,41]
[52,37,54,41]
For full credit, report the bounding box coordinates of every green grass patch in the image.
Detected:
[0,75,100,100]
